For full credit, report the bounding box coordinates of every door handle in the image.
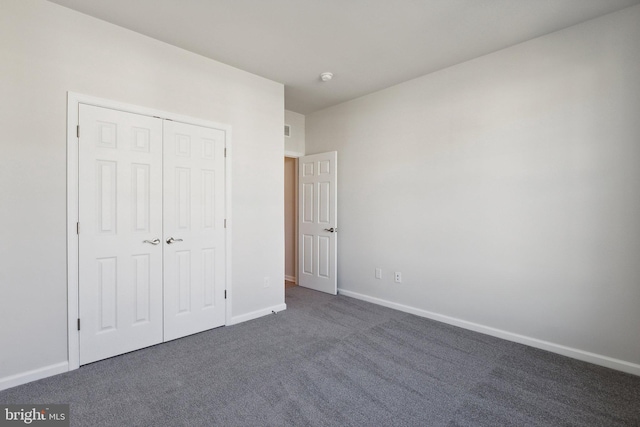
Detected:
[323,228,337,233]
[166,237,184,244]
[143,238,161,245]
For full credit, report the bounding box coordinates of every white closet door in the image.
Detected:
[163,120,226,341]
[78,104,164,365]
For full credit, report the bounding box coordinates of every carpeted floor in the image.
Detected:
[1,287,639,426]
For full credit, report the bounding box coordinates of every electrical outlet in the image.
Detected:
[263,277,270,288]
[375,268,382,279]
[394,272,402,283]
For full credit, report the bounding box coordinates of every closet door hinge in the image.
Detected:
[224,290,227,299]
[76,222,80,234]
[224,219,227,228]
[76,125,80,138]
[224,148,227,157]
[77,318,81,331]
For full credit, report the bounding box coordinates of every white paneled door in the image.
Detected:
[78,104,226,365]
[163,120,226,341]
[298,152,337,295]
[78,105,164,364]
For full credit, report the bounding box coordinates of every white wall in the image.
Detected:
[0,0,284,384]
[284,110,305,156]
[306,5,640,373]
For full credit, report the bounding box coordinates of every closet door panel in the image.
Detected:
[163,120,226,341]
[78,104,163,365]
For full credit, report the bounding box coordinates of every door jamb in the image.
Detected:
[66,92,233,371]
[284,155,300,285]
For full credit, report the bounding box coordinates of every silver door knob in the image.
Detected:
[166,237,184,244]
[323,228,337,233]
[143,238,161,245]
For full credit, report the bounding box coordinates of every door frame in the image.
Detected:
[66,92,233,370]
[284,156,299,284]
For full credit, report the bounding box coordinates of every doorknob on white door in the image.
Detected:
[166,237,183,244]
[143,238,161,245]
[323,228,337,233]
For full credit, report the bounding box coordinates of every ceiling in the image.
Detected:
[47,0,640,114]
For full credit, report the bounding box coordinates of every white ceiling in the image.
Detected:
[47,0,640,114]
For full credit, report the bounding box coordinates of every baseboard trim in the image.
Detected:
[284,275,297,284]
[228,303,287,326]
[0,361,69,392]
[338,289,640,376]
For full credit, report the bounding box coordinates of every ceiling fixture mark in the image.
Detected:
[320,72,333,82]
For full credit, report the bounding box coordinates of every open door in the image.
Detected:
[298,151,337,295]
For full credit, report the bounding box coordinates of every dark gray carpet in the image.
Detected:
[1,287,639,426]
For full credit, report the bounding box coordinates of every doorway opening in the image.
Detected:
[284,151,337,294]
[284,156,297,289]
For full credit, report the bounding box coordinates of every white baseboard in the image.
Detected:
[284,275,297,284]
[338,289,640,377]
[0,361,69,392]
[228,303,287,326]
